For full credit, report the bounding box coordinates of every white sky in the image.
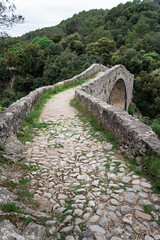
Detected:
[4,0,130,37]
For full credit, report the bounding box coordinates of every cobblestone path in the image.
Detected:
[25,89,160,240]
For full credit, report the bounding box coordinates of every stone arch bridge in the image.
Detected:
[0,63,159,159]
[79,64,134,111]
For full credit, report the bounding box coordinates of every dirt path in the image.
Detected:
[24,88,160,240]
[40,88,77,121]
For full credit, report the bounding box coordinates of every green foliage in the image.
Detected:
[0,203,24,213]
[151,118,160,138]
[24,217,35,225]
[30,36,53,50]
[141,153,160,193]
[0,58,10,92]
[87,37,116,64]
[143,204,155,214]
[134,68,160,118]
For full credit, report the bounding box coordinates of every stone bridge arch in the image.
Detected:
[109,78,127,111]
[81,64,134,111]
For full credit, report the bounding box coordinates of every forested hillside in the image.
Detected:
[0,0,160,135]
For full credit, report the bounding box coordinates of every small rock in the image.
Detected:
[122,176,131,183]
[65,236,75,240]
[75,218,83,225]
[123,214,133,225]
[23,222,46,240]
[108,212,118,222]
[108,206,117,212]
[112,227,124,235]
[77,175,91,182]
[110,199,119,206]
[111,237,122,240]
[120,205,132,214]
[98,218,108,228]
[44,192,52,199]
[63,215,73,223]
[107,173,117,181]
[83,213,90,220]
[48,226,56,234]
[89,225,105,234]
[135,210,152,221]
[0,187,17,204]
[74,225,82,235]
[94,233,107,240]
[89,215,100,223]
[60,226,73,233]
[141,182,152,188]
[125,192,138,205]
[0,220,24,240]
[74,209,83,216]
[83,230,93,238]
[58,194,68,200]
[88,201,96,207]
[138,192,148,198]
[145,236,154,240]
[86,152,93,158]
[101,195,110,201]
[96,209,104,217]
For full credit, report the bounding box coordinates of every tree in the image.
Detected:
[5,42,44,77]
[30,36,53,50]
[0,0,24,28]
[86,37,116,64]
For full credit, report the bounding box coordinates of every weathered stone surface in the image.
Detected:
[125,192,138,205]
[65,236,75,240]
[110,199,119,206]
[74,209,83,216]
[0,187,17,204]
[0,220,24,240]
[120,205,132,214]
[60,226,73,233]
[98,218,108,228]
[135,210,152,221]
[23,223,45,240]
[89,225,106,234]
[123,214,133,225]
[94,233,107,240]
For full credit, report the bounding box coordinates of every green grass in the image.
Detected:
[113,161,122,173]
[24,217,35,225]
[126,153,160,194]
[1,180,17,189]
[70,98,117,147]
[141,153,160,193]
[143,204,155,215]
[0,202,24,214]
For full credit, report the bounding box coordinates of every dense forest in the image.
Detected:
[0,0,160,136]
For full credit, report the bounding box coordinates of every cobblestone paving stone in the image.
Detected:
[24,89,160,240]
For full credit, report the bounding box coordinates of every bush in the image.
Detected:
[141,154,160,193]
[151,118,160,139]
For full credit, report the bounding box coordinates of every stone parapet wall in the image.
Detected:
[75,72,160,158]
[0,64,106,145]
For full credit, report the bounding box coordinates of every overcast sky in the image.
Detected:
[5,0,129,37]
